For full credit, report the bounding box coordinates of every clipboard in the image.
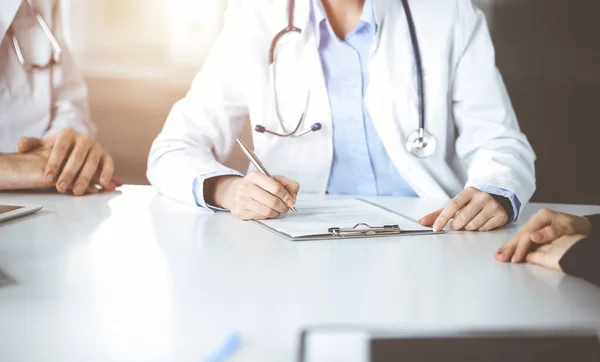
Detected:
[251,198,443,241]
[252,221,440,241]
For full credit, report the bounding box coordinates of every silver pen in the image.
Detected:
[236,138,297,213]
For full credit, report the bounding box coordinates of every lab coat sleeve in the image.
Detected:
[147,0,252,205]
[44,0,95,137]
[452,0,536,213]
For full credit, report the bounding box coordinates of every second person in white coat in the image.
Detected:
[148,0,536,231]
[0,0,118,195]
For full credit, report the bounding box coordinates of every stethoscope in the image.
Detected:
[8,0,63,70]
[256,0,437,158]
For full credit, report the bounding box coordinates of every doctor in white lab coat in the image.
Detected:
[148,0,536,232]
[0,0,117,195]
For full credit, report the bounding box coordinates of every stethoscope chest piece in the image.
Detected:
[405,129,436,158]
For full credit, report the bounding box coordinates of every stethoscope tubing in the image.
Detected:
[263,0,430,141]
[401,0,426,131]
[11,0,63,70]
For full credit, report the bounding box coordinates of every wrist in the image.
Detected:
[490,194,514,222]
[204,175,242,210]
[581,215,594,236]
[0,153,40,190]
[0,153,21,189]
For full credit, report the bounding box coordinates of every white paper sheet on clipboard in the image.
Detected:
[253,198,436,241]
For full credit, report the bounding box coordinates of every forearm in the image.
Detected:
[464,146,536,212]
[47,52,94,138]
[0,154,19,189]
[46,0,95,138]
[452,3,536,209]
[0,153,42,190]
[147,145,239,206]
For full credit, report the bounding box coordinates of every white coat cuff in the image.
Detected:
[465,178,532,218]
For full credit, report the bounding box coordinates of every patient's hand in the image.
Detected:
[495,209,592,264]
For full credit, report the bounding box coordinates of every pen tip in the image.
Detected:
[290,206,298,213]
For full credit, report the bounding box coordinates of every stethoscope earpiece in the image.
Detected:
[310,123,322,132]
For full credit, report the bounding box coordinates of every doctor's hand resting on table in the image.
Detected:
[147,0,536,225]
[0,0,118,195]
[419,187,510,232]
[495,209,600,287]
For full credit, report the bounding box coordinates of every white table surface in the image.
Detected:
[0,186,599,362]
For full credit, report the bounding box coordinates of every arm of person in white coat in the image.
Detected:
[43,0,94,137]
[147,1,298,218]
[420,0,536,232]
[147,1,251,206]
[453,1,536,205]
[16,0,117,195]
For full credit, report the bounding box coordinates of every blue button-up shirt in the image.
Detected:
[192,0,520,221]
[312,0,519,220]
[314,0,417,197]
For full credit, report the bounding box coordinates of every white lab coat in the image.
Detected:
[0,0,93,153]
[148,0,537,213]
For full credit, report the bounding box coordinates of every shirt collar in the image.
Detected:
[311,0,378,47]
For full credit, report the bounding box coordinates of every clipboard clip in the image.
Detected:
[328,223,401,237]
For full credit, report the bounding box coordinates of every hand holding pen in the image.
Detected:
[203,139,299,220]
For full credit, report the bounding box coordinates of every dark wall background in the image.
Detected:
[490,0,600,204]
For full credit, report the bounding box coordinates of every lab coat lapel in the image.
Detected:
[373,0,391,26]
[0,0,23,42]
[297,17,331,137]
[366,1,450,200]
[295,0,334,192]
[292,0,449,197]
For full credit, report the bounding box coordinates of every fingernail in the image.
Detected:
[286,200,295,208]
[511,256,518,263]
[496,248,504,255]
[59,181,67,191]
[46,173,55,183]
[433,223,441,232]
[74,185,85,195]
